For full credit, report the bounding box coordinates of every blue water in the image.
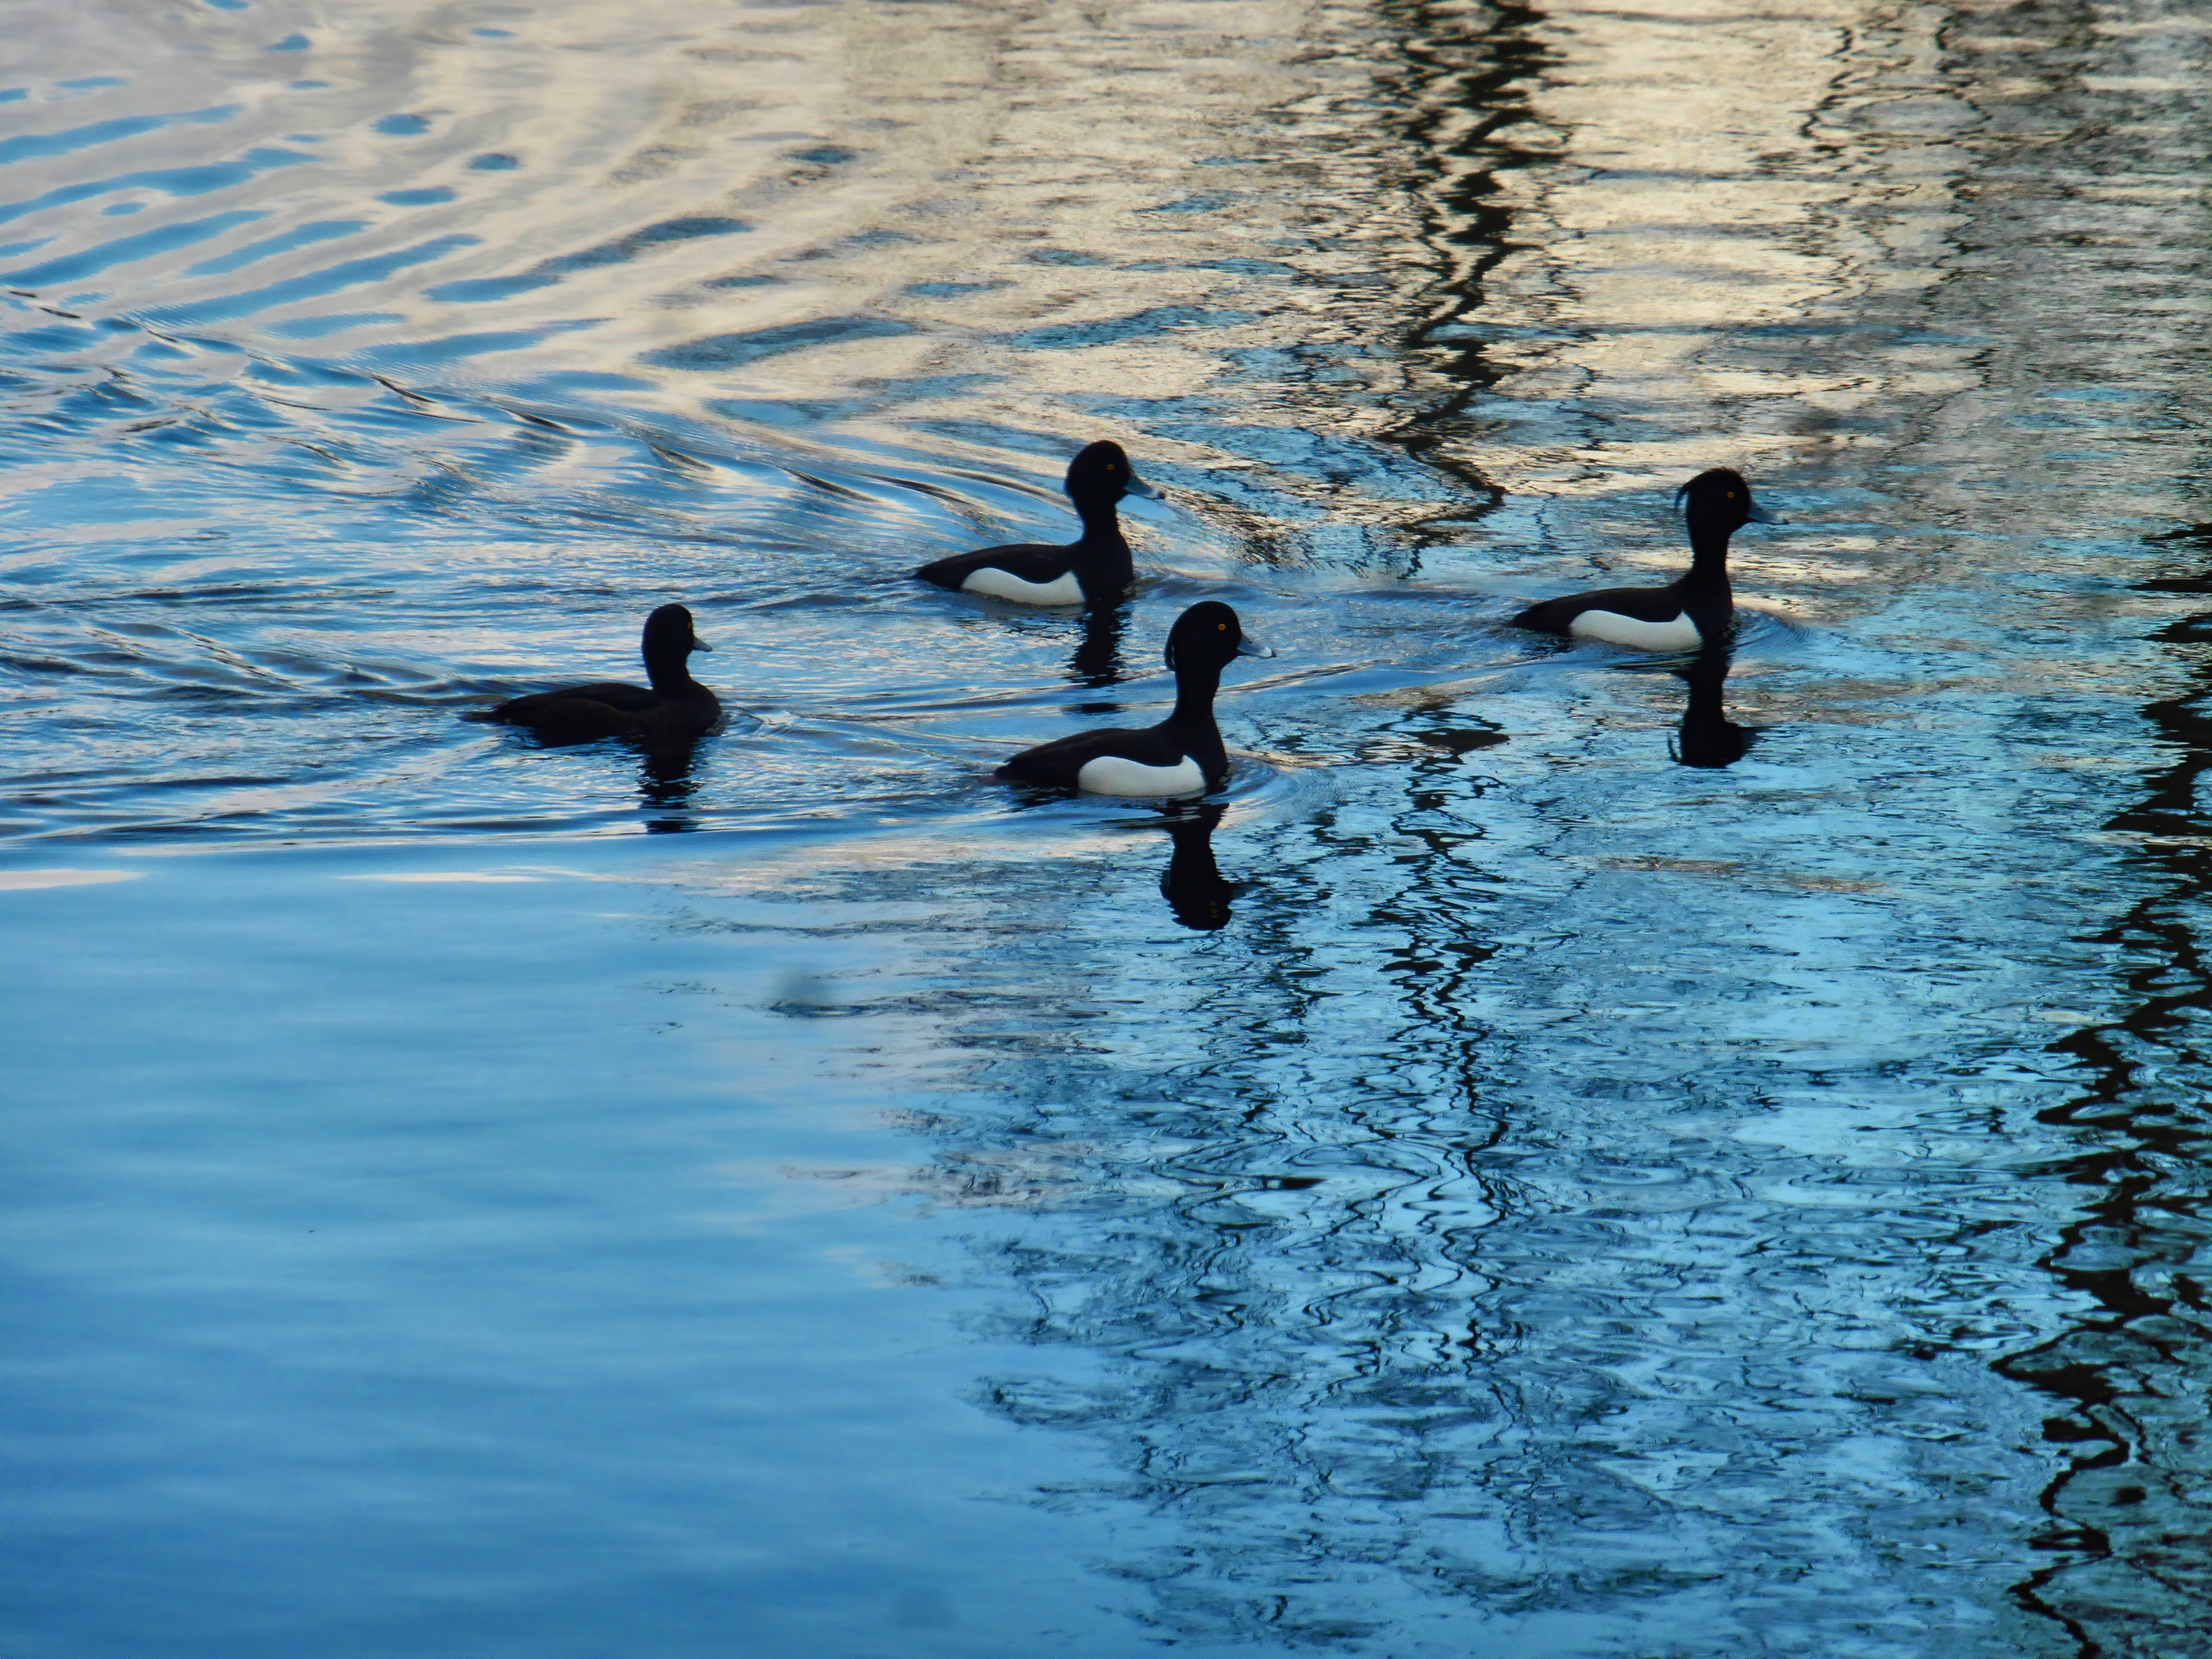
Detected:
[5,1,2211,1653]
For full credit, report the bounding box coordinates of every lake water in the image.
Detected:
[5,1,2210,1653]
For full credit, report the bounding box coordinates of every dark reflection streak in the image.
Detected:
[1670,648,1757,769]
[637,739,700,833]
[1352,0,1553,1382]
[1171,0,1561,1547]
[1766,7,2212,1645]
[1364,0,1560,546]
[1068,599,1127,699]
[946,749,1512,1638]
[1157,802,1233,931]
[1172,813,1456,1631]
[1375,727,1514,1364]
[1999,531,2212,1655]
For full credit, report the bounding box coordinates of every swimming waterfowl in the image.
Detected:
[1511,468,1783,651]
[995,601,1269,795]
[915,440,1159,607]
[474,604,719,748]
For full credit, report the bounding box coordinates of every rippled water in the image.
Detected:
[6,0,2212,1653]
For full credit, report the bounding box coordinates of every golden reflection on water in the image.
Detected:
[16,0,1413,456]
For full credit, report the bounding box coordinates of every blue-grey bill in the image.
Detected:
[1237,636,1274,659]
[1123,474,1164,499]
[1746,498,1785,524]
[692,638,715,652]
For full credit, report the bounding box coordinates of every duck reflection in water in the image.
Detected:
[1671,648,1759,769]
[1068,600,1129,711]
[1158,802,1235,931]
[639,741,702,833]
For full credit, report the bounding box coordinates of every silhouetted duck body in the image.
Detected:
[915,440,1158,607]
[477,604,719,747]
[995,601,1269,796]
[1511,468,1782,651]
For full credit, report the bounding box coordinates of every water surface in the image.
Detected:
[5,0,2212,1653]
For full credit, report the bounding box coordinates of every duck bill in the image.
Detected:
[1745,497,1785,525]
[1236,636,1274,659]
[691,638,715,652]
[1122,474,1164,500]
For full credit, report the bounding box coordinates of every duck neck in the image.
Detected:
[1071,495,1135,585]
[644,649,696,695]
[1685,522,1733,585]
[1164,655,1233,785]
[1168,659,1224,732]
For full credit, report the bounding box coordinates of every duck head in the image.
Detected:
[1675,468,1783,539]
[1065,440,1162,508]
[642,603,712,687]
[1163,600,1272,673]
